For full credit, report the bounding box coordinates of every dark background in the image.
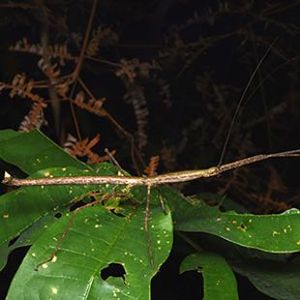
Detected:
[0,1,300,299]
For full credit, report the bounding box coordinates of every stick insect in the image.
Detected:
[3,40,300,265]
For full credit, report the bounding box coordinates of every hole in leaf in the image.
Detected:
[100,263,126,283]
[240,223,246,229]
[54,212,62,218]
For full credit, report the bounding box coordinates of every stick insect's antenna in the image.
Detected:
[217,38,278,167]
[104,148,124,172]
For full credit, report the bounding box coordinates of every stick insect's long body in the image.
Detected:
[4,149,300,187]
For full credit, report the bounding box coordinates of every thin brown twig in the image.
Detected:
[68,0,98,141]
[35,0,61,135]
[71,0,98,83]
[0,3,38,9]
[85,56,121,67]
[69,82,82,141]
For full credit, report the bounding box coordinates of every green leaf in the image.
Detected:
[0,129,86,173]
[195,193,248,213]
[0,164,122,272]
[0,167,114,248]
[233,258,300,300]
[162,188,300,253]
[0,215,60,271]
[9,214,61,249]
[180,252,238,300]
[0,129,173,299]
[6,205,173,299]
[0,241,10,271]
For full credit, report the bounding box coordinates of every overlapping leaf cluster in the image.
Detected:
[0,130,300,299]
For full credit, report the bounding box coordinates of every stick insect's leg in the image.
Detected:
[105,148,155,265]
[157,189,168,214]
[144,184,151,231]
[144,184,154,267]
[35,196,103,270]
[104,148,124,174]
[35,209,78,270]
